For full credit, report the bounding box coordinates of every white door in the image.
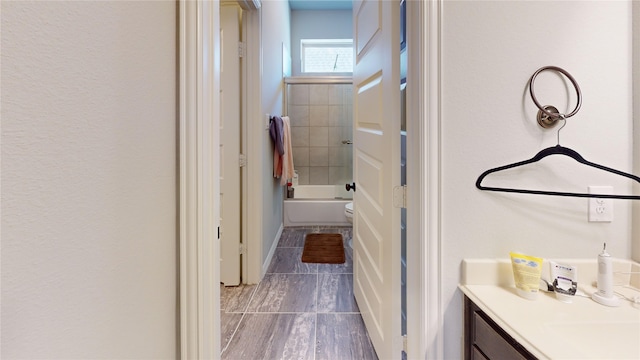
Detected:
[352,0,402,358]
[220,4,242,286]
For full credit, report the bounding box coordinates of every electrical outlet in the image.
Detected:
[588,186,613,222]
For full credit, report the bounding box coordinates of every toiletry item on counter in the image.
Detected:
[549,261,577,303]
[592,243,620,307]
[510,252,543,300]
[539,278,553,292]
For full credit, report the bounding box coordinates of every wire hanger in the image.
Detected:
[475,66,640,200]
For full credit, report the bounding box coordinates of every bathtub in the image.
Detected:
[283,185,352,227]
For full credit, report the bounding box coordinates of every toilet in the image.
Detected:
[344,202,354,249]
[344,202,353,224]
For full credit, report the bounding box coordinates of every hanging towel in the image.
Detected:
[280,116,295,185]
[269,116,284,155]
[269,116,284,178]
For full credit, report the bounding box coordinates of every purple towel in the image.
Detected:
[269,116,284,156]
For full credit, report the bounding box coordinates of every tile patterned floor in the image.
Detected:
[221,226,379,360]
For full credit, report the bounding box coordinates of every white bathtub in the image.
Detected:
[284,185,352,226]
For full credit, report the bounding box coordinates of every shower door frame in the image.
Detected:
[283,76,354,198]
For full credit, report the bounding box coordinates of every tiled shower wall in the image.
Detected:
[286,83,353,186]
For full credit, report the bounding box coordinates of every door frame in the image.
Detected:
[242,4,264,285]
[405,1,443,358]
[220,2,243,286]
[179,0,220,358]
[179,0,443,358]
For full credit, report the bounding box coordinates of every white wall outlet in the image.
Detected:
[588,186,613,222]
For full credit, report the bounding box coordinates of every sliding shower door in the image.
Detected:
[285,78,353,200]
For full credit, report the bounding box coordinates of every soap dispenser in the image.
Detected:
[591,243,620,307]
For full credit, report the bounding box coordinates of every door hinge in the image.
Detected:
[403,334,408,353]
[239,154,247,167]
[393,185,407,208]
[238,41,246,58]
[239,243,246,255]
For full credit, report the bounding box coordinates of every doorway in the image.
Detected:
[179,1,443,358]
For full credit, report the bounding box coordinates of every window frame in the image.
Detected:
[300,38,354,75]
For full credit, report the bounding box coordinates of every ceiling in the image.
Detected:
[288,0,352,11]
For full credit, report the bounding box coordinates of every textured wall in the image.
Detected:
[1,1,177,358]
[441,1,633,358]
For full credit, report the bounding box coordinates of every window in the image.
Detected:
[301,39,353,74]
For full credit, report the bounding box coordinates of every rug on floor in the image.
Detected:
[301,233,345,264]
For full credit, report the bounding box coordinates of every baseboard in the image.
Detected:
[262,223,283,277]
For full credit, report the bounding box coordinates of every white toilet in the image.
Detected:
[344,202,353,224]
[344,202,354,248]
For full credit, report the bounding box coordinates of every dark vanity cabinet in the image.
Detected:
[464,296,537,360]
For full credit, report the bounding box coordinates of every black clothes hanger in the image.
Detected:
[475,143,640,199]
[476,66,640,200]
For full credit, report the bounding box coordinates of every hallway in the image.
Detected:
[220,227,378,359]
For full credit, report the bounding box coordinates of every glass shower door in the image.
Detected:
[332,83,353,200]
[285,79,354,200]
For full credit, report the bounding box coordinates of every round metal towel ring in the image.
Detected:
[529,66,582,128]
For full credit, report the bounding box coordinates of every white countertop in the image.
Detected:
[459,259,640,360]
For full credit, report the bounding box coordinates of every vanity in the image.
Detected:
[459,259,640,359]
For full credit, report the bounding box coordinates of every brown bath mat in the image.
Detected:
[301,233,345,264]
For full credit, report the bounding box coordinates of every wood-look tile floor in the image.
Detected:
[221,226,379,360]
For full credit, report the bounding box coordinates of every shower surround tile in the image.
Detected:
[329,166,349,185]
[328,84,345,105]
[290,126,310,147]
[289,84,310,105]
[329,147,345,166]
[309,126,328,147]
[288,105,310,127]
[328,126,343,147]
[292,146,309,167]
[309,84,329,105]
[295,166,309,185]
[309,147,328,166]
[310,105,329,126]
[309,166,329,185]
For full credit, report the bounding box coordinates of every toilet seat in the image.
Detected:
[345,202,353,215]
[345,202,354,225]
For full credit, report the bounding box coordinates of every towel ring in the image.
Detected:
[529,66,582,128]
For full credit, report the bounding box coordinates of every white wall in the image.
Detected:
[261,1,291,264]
[441,1,633,358]
[1,2,177,358]
[290,10,352,76]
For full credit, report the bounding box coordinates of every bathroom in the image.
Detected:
[229,1,640,359]
[220,1,412,357]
